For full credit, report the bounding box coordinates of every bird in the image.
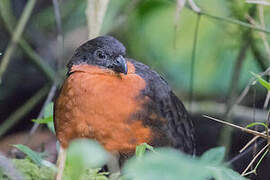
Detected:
[54,36,195,179]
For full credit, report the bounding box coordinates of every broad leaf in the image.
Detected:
[65,139,109,180]
[123,147,247,180]
[200,146,225,165]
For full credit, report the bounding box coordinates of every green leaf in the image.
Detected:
[251,72,270,91]
[212,167,247,180]
[123,147,246,180]
[246,122,268,130]
[44,103,54,118]
[44,103,55,134]
[32,116,53,124]
[200,147,225,165]
[254,149,269,174]
[124,148,209,180]
[13,144,43,167]
[32,103,55,134]
[135,143,154,158]
[65,139,109,180]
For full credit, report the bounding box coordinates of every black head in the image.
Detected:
[67,36,127,74]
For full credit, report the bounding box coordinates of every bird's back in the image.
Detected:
[128,58,195,154]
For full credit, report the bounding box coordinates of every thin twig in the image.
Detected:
[0,0,55,81]
[186,8,270,34]
[52,0,64,70]
[29,84,57,135]
[240,136,260,153]
[0,85,50,138]
[187,0,200,12]
[203,115,268,139]
[0,0,37,83]
[219,40,250,148]
[27,0,64,137]
[241,144,269,176]
[227,138,265,165]
[188,14,201,112]
[246,0,270,6]
[185,100,268,123]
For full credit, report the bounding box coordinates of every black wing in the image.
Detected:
[128,58,195,154]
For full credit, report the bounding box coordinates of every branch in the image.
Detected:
[0,0,37,83]
[188,101,268,124]
[0,0,55,82]
[203,115,268,138]
[188,14,201,111]
[187,8,270,35]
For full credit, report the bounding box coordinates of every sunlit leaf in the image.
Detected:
[32,103,55,134]
[32,116,53,124]
[135,143,154,158]
[251,72,270,91]
[246,122,268,130]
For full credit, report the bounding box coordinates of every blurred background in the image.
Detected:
[1,0,270,179]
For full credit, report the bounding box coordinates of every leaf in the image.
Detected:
[123,147,246,180]
[251,72,270,91]
[65,139,109,180]
[124,148,209,180]
[212,167,247,180]
[44,103,54,118]
[32,103,55,134]
[47,121,55,134]
[200,147,225,165]
[32,116,53,124]
[135,143,154,158]
[44,103,55,134]
[13,144,43,167]
[246,122,268,130]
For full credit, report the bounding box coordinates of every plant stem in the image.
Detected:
[0,85,50,138]
[188,14,201,111]
[218,40,250,151]
[85,0,110,39]
[0,0,55,82]
[188,8,270,34]
[0,0,37,83]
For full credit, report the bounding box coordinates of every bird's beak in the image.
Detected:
[113,55,128,75]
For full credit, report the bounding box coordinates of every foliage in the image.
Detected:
[0,159,55,180]
[251,72,270,91]
[1,141,247,180]
[64,139,109,180]
[32,102,55,134]
[0,159,108,180]
[135,143,155,159]
[123,146,246,180]
[13,144,44,167]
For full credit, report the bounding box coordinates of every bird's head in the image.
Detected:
[67,36,127,75]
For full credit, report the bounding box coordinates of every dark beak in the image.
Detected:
[113,55,128,75]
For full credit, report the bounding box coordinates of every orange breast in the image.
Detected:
[55,62,152,153]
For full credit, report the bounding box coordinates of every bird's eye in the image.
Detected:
[95,50,107,60]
